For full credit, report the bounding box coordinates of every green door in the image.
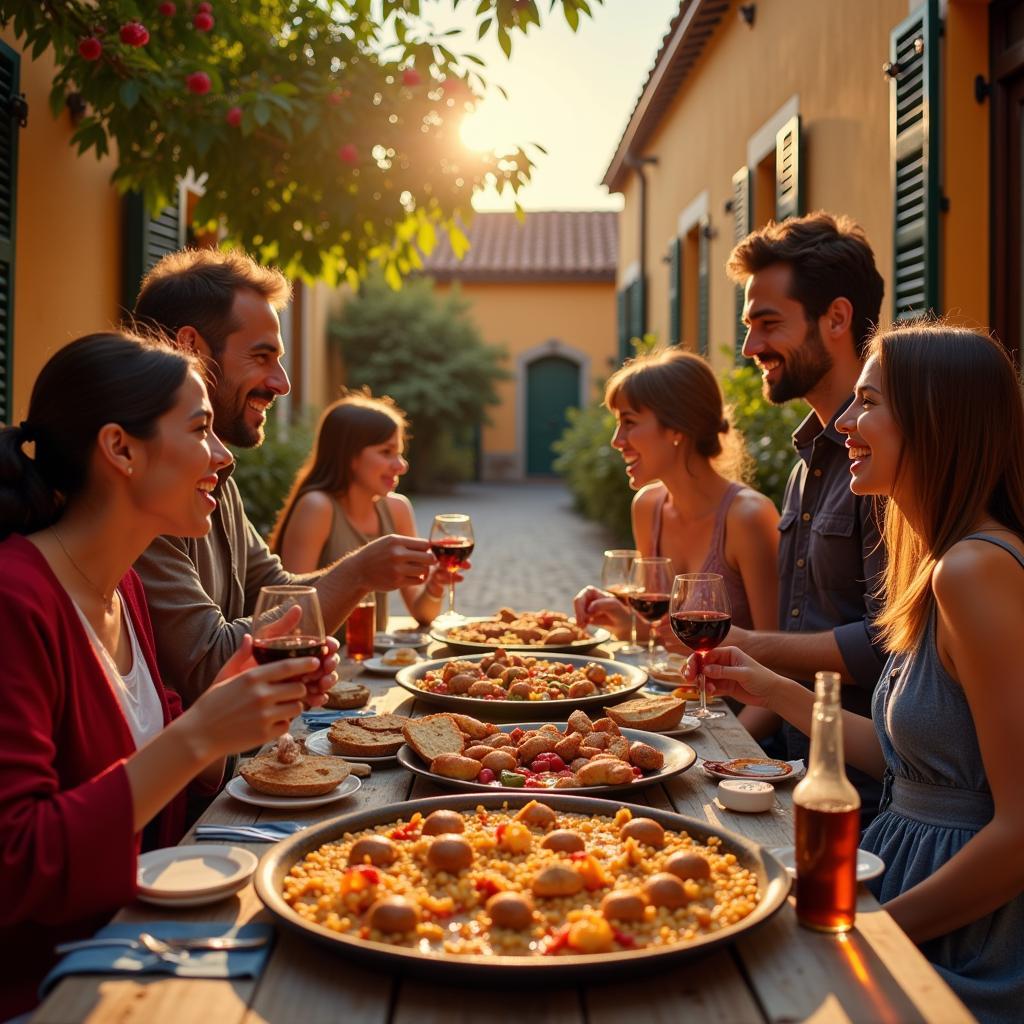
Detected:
[526,355,579,476]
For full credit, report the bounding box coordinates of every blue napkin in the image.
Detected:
[40,922,274,996]
[194,821,306,841]
[301,707,376,725]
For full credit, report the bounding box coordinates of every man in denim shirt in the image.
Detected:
[724,212,887,823]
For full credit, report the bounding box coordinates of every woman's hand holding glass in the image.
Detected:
[682,645,792,709]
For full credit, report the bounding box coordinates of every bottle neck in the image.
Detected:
[795,673,860,811]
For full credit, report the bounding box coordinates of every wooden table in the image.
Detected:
[33,640,975,1024]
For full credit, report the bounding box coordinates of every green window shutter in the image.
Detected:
[732,166,752,360]
[775,114,803,221]
[122,190,183,311]
[890,0,940,320]
[0,42,19,425]
[668,237,682,346]
[697,215,710,357]
[616,287,629,362]
[628,275,646,347]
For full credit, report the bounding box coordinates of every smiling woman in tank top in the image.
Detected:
[575,348,780,640]
[270,391,456,627]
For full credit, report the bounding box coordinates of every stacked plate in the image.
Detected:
[136,844,259,908]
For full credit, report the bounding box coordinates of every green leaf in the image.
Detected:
[563,4,580,31]
[448,222,471,259]
[253,100,271,126]
[477,16,492,38]
[119,80,141,111]
[270,81,300,96]
[497,26,512,58]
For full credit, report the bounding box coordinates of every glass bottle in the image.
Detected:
[793,671,861,932]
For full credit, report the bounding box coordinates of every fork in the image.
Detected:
[55,932,269,957]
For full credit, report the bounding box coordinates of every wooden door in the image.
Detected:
[526,355,578,476]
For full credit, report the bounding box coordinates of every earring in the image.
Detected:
[127,467,133,476]
[673,439,680,448]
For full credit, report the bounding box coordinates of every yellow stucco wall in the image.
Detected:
[5,31,123,421]
[432,279,616,476]
[616,0,914,366]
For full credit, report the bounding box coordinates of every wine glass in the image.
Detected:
[429,513,474,624]
[669,573,731,720]
[252,585,327,667]
[628,556,673,668]
[601,548,642,654]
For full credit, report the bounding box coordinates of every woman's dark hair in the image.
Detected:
[269,390,408,554]
[0,331,195,539]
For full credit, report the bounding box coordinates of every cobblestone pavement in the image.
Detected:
[408,481,617,616]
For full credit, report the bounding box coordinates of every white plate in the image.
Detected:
[136,881,251,908]
[375,631,430,650]
[137,844,258,899]
[305,728,400,764]
[769,845,886,882]
[645,715,702,737]
[361,654,422,675]
[225,773,362,810]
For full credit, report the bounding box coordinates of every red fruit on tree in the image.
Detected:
[119,22,150,47]
[337,143,359,165]
[186,71,211,95]
[401,67,421,87]
[158,1,176,15]
[193,12,214,31]
[78,36,102,61]
[225,105,243,126]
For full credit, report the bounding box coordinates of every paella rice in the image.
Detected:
[282,802,761,957]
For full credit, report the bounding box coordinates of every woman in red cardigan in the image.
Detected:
[0,332,337,1019]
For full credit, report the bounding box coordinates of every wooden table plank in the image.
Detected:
[393,982,582,1024]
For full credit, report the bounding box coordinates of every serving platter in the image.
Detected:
[395,722,696,793]
[254,792,791,982]
[395,653,646,720]
[431,616,613,655]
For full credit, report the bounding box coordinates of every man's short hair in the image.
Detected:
[726,211,885,358]
[133,249,292,357]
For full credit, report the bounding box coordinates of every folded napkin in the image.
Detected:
[195,821,306,841]
[40,922,274,997]
[300,707,376,725]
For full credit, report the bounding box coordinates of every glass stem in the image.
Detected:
[648,630,656,663]
[448,578,456,616]
[696,653,708,715]
[629,609,637,648]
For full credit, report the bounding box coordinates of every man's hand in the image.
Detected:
[347,534,436,592]
[573,585,629,635]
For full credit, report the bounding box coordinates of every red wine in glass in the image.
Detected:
[629,592,671,623]
[252,635,327,664]
[430,537,475,573]
[670,610,732,650]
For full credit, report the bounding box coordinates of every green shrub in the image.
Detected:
[720,361,808,509]
[230,416,314,541]
[329,275,507,493]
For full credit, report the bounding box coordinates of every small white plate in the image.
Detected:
[375,631,430,650]
[769,845,886,882]
[225,773,362,810]
[136,883,250,909]
[647,715,702,737]
[305,728,399,764]
[361,655,421,675]
[137,844,258,900]
[701,758,805,782]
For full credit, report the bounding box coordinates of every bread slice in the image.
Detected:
[240,754,351,796]
[324,682,370,710]
[604,696,686,732]
[328,719,405,756]
[402,714,465,764]
[355,713,411,733]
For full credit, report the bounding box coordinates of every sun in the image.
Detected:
[459,107,511,153]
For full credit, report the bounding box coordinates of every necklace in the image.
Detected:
[50,525,116,613]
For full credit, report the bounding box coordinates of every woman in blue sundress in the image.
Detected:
[685,322,1024,1024]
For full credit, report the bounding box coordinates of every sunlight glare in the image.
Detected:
[459,107,511,153]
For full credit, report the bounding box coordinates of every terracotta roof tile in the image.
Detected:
[419,210,618,282]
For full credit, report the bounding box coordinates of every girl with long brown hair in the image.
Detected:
[271,391,454,626]
[575,347,780,644]
[689,323,1024,1022]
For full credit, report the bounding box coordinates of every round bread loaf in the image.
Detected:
[240,754,351,796]
[325,682,371,710]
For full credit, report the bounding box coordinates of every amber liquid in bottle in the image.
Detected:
[793,672,860,933]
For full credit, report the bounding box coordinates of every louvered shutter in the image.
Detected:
[616,287,629,362]
[890,0,939,319]
[668,237,682,346]
[732,166,751,360]
[122,191,183,311]
[0,43,19,425]
[628,276,646,347]
[697,215,710,357]
[775,114,803,222]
